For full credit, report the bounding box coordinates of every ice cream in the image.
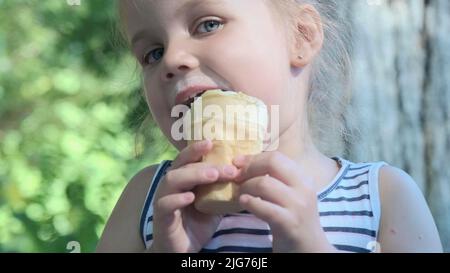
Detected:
[184,90,268,214]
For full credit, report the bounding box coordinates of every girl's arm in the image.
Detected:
[378,165,443,253]
[96,165,158,253]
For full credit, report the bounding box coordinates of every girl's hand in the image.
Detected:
[233,152,336,253]
[151,140,238,253]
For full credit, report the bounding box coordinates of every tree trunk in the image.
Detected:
[342,0,449,251]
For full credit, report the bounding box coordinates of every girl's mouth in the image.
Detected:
[182,89,227,108]
[183,90,208,108]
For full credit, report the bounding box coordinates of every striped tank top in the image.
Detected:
[140,157,387,253]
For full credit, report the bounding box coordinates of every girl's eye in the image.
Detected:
[141,20,222,66]
[143,48,164,65]
[196,20,223,34]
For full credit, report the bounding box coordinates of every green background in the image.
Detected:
[0,0,176,252]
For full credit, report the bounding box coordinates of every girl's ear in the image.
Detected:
[290,4,324,68]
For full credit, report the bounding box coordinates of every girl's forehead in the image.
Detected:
[121,0,271,21]
[121,0,276,39]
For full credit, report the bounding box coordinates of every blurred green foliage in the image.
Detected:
[0,0,176,252]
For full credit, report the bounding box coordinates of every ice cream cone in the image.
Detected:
[185,90,268,214]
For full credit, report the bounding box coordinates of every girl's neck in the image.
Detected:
[275,119,341,193]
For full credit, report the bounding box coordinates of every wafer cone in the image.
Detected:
[185,90,267,214]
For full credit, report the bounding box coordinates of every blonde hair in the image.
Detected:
[268,0,358,157]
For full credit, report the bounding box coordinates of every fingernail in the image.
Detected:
[233,169,244,183]
[240,194,250,204]
[198,140,209,149]
[233,155,247,165]
[223,165,236,176]
[204,168,218,179]
[185,193,194,201]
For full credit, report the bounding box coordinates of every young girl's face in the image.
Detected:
[121,0,308,150]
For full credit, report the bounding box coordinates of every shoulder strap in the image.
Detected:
[139,160,172,248]
[368,161,388,241]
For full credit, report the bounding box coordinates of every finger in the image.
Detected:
[239,194,289,230]
[233,152,302,187]
[161,164,219,195]
[170,140,213,169]
[239,175,293,208]
[182,163,239,182]
[159,163,238,196]
[154,192,195,219]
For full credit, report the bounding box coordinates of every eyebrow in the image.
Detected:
[175,0,223,17]
[131,29,153,47]
[130,0,223,46]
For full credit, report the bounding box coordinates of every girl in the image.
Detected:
[96,0,442,253]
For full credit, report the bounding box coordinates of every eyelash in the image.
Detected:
[142,19,224,66]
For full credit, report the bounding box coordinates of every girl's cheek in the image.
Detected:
[143,78,171,129]
[205,40,285,106]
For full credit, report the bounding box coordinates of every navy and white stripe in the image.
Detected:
[139,160,171,247]
[140,157,387,253]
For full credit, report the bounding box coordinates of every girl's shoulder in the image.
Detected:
[339,157,415,197]
[113,164,161,216]
[96,164,159,252]
[376,164,443,252]
[377,164,422,201]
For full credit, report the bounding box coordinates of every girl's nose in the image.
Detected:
[161,50,200,81]
[165,64,189,80]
